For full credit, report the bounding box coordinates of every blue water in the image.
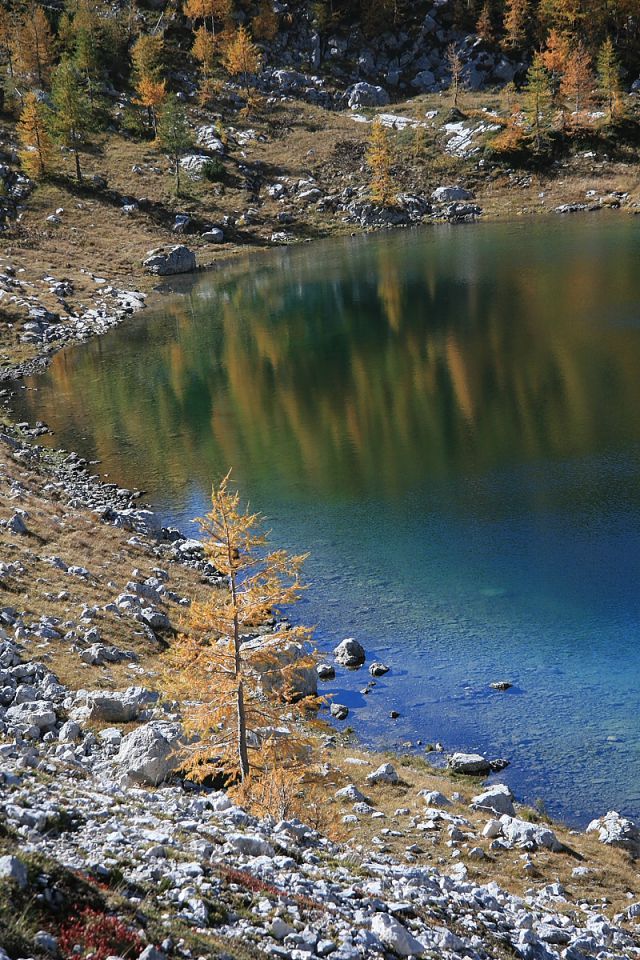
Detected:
[13,216,640,825]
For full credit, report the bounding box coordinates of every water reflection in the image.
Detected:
[17,217,640,513]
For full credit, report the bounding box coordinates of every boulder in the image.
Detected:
[447,752,491,775]
[330,702,349,720]
[58,720,82,742]
[202,228,224,243]
[196,126,226,153]
[499,815,562,852]
[369,661,389,677]
[115,721,184,785]
[71,688,146,723]
[335,784,367,803]
[244,638,317,701]
[227,833,275,857]
[334,637,365,667]
[6,701,56,729]
[316,662,335,680]
[367,762,399,785]
[143,245,196,276]
[420,790,451,807]
[0,855,28,889]
[432,186,473,203]
[346,82,390,109]
[586,811,640,857]
[411,69,437,92]
[371,913,425,957]
[471,784,515,817]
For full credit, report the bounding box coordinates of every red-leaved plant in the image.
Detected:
[58,908,143,960]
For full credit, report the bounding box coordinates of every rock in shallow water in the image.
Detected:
[143,245,196,276]
[333,637,365,667]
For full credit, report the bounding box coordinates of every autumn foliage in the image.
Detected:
[59,908,142,960]
[366,118,395,206]
[163,473,318,803]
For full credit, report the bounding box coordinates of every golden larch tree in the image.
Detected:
[223,25,261,100]
[503,0,529,49]
[18,91,55,179]
[192,23,216,99]
[561,42,594,122]
[446,42,464,108]
[164,472,317,792]
[131,32,164,82]
[14,4,54,87]
[366,118,395,206]
[476,2,495,44]
[184,0,232,36]
[523,52,553,151]
[252,1,279,41]
[135,74,166,136]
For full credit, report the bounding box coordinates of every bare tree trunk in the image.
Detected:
[237,679,250,780]
[74,146,82,182]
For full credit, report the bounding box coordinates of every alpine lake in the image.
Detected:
[12,214,640,826]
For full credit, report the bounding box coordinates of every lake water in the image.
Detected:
[13,216,640,825]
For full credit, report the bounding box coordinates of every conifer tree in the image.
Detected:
[192,23,216,97]
[446,43,464,108]
[476,2,495,44]
[135,74,166,136]
[14,4,54,87]
[164,472,317,788]
[18,91,55,179]
[223,26,261,101]
[541,28,571,84]
[597,37,622,123]
[131,32,164,82]
[184,0,232,37]
[366,118,394,205]
[157,93,193,194]
[50,58,93,181]
[561,42,593,121]
[523,52,553,151]
[73,0,103,102]
[252,0,279,41]
[503,0,529,49]
[0,6,15,79]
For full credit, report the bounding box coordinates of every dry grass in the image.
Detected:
[0,436,206,691]
[321,742,640,921]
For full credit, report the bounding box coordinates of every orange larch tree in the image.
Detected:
[163,472,318,793]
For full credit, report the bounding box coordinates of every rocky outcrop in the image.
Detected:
[143,245,197,276]
[471,784,516,817]
[586,810,640,857]
[345,82,390,109]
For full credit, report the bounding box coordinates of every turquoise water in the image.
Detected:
[13,216,640,824]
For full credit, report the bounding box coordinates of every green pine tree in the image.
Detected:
[50,58,94,182]
[157,94,193,195]
[523,53,553,152]
[597,37,622,124]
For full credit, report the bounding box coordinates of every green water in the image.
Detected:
[13,215,640,823]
